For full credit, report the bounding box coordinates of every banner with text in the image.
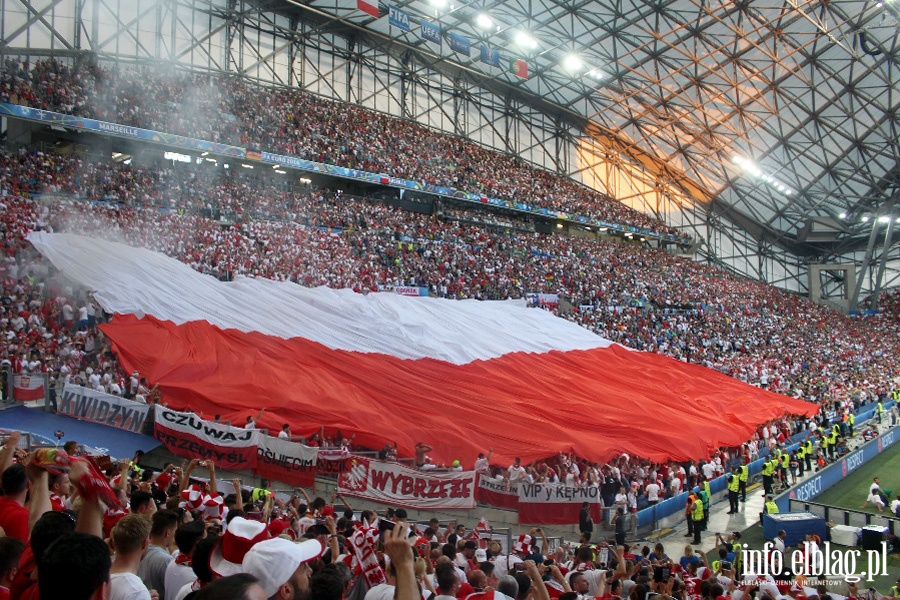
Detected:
[59,384,150,434]
[154,407,260,469]
[317,448,354,475]
[338,457,476,509]
[255,436,318,487]
[517,482,603,525]
[474,475,519,510]
[12,374,45,401]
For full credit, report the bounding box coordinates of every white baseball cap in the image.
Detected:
[242,537,324,597]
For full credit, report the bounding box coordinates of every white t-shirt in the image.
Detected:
[174,580,200,600]
[164,562,196,600]
[870,482,882,495]
[365,583,396,600]
[891,499,900,515]
[492,553,522,573]
[646,483,661,502]
[565,567,605,596]
[109,573,151,600]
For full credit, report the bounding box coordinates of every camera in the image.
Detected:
[54,430,64,440]
[653,566,671,583]
[378,518,395,534]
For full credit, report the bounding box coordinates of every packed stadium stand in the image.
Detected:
[1,0,899,598]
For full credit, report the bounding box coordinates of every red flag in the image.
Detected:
[357,0,380,18]
[509,58,529,79]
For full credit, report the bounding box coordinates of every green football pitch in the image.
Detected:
[724,441,900,595]
[814,444,900,512]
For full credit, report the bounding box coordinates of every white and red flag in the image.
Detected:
[29,232,818,467]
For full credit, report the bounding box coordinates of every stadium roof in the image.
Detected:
[269,0,899,256]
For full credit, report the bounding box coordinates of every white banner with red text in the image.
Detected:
[255,435,318,487]
[12,373,45,401]
[517,482,603,525]
[474,475,520,510]
[338,457,476,509]
[153,407,260,469]
[59,384,151,434]
[317,448,354,475]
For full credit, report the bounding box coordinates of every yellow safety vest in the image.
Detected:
[849,414,855,426]
[781,454,790,469]
[765,501,779,515]
[703,481,711,501]
[692,500,704,521]
[728,474,740,493]
[739,465,749,482]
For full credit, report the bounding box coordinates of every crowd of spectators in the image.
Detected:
[0,58,680,238]
[0,56,899,599]
[1,432,897,600]
[0,432,436,600]
[0,147,896,492]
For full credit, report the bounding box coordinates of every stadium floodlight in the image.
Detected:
[878,215,890,223]
[475,13,493,28]
[563,54,583,71]
[839,212,847,219]
[514,31,538,50]
[430,0,448,8]
[862,215,870,222]
[587,68,607,80]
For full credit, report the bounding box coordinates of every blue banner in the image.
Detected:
[0,102,246,158]
[421,21,441,45]
[480,46,501,67]
[449,32,471,56]
[388,5,410,31]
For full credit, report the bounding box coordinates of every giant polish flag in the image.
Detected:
[28,232,819,466]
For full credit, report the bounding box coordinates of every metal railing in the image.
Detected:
[788,499,898,535]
